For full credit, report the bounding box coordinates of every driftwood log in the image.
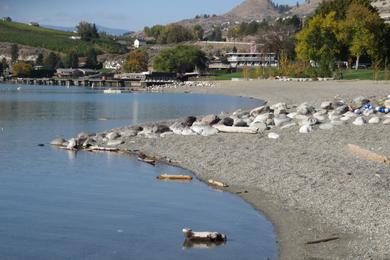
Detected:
[213,125,259,134]
[182,228,227,242]
[208,179,229,188]
[306,236,340,245]
[157,174,193,181]
[346,144,390,165]
[86,146,120,152]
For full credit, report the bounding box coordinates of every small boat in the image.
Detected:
[103,88,122,94]
[16,87,22,91]
[137,152,157,166]
[156,174,193,181]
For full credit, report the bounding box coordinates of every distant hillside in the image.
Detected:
[0,20,126,55]
[177,0,286,32]
[43,24,129,36]
[226,0,280,19]
[289,0,390,19]
[177,0,390,32]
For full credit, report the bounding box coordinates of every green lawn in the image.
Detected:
[0,20,126,54]
[341,69,388,80]
[213,71,243,80]
[212,69,389,81]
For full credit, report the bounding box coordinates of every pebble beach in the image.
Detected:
[54,79,390,260]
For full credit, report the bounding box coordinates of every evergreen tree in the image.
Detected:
[10,44,19,63]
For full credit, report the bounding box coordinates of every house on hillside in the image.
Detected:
[134,39,146,49]
[70,36,82,40]
[2,17,12,22]
[29,22,40,27]
[56,69,83,78]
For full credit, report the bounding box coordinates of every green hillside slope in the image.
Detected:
[0,20,126,54]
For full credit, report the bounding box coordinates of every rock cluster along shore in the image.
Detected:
[52,95,390,150]
[148,81,215,91]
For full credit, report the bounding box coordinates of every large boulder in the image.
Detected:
[152,124,171,134]
[201,115,220,125]
[170,122,186,135]
[201,126,219,137]
[249,122,267,132]
[273,115,291,127]
[106,132,120,141]
[50,138,67,146]
[271,103,287,115]
[253,113,272,124]
[320,101,333,110]
[221,117,234,126]
[67,138,78,150]
[250,106,270,117]
[183,116,197,127]
[352,96,370,109]
[296,103,315,115]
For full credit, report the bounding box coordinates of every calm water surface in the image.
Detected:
[0,85,277,260]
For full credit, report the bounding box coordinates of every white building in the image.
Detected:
[134,39,146,49]
[226,52,278,68]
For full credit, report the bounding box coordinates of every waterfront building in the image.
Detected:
[226,52,278,69]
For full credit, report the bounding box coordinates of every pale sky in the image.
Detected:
[0,0,299,31]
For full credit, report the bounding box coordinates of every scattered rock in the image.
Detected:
[353,117,366,126]
[268,132,280,139]
[369,117,380,124]
[383,118,390,125]
[320,101,333,110]
[299,124,313,134]
[319,123,334,130]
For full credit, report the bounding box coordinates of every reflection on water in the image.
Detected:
[182,239,227,250]
[0,85,277,260]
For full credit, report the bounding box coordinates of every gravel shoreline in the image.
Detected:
[61,79,390,259]
[144,80,390,259]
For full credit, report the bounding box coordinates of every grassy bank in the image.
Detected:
[212,69,388,81]
[0,21,125,54]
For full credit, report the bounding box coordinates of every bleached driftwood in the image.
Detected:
[157,174,193,181]
[183,228,227,242]
[346,144,390,165]
[213,125,258,134]
[208,179,229,188]
[86,146,120,152]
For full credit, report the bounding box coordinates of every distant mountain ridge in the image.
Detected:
[176,0,390,31]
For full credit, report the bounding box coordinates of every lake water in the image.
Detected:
[0,85,277,260]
